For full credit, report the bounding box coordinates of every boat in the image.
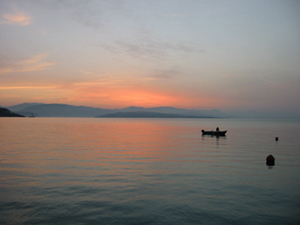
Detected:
[28,113,35,118]
[201,130,227,136]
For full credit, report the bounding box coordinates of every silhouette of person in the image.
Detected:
[216,127,219,132]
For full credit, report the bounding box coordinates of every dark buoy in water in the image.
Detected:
[275,137,278,141]
[266,155,275,166]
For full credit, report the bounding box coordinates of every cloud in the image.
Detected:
[99,16,205,60]
[144,69,180,80]
[0,54,56,75]
[0,4,31,26]
[166,6,233,18]
[0,85,58,90]
[32,0,105,29]
[71,3,103,29]
[101,39,204,60]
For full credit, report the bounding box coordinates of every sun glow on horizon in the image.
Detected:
[0,1,299,115]
[0,78,236,110]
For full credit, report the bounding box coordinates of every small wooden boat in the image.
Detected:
[201,130,227,136]
[28,113,35,118]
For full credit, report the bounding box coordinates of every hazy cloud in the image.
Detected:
[31,0,121,29]
[0,54,56,75]
[0,85,58,90]
[144,69,180,80]
[0,4,31,26]
[101,39,204,60]
[166,6,233,18]
[71,3,103,29]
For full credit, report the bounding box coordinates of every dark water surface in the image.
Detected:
[0,118,300,225]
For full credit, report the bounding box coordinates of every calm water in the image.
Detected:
[0,118,300,225]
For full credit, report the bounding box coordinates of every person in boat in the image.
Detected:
[216,127,219,132]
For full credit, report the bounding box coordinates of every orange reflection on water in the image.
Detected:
[0,118,200,189]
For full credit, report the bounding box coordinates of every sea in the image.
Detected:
[0,118,299,225]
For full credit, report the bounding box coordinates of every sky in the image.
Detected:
[0,0,300,116]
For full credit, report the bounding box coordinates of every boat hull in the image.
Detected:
[201,130,227,136]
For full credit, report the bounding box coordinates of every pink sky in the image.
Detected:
[1,0,300,115]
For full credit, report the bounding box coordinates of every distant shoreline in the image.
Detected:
[5,103,226,118]
[96,111,216,118]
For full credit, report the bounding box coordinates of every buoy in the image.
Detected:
[275,137,278,141]
[266,154,275,166]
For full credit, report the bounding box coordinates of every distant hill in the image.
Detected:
[0,107,25,117]
[97,111,214,118]
[4,102,298,119]
[7,103,44,112]
[116,106,228,118]
[16,104,113,117]
[6,103,229,118]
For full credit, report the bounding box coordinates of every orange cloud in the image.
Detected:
[0,54,56,75]
[52,79,220,109]
[0,67,230,110]
[0,4,31,26]
[0,79,230,110]
[43,78,179,108]
[0,85,59,90]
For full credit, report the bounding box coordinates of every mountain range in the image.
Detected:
[5,103,228,118]
[0,107,25,117]
[1,103,298,118]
